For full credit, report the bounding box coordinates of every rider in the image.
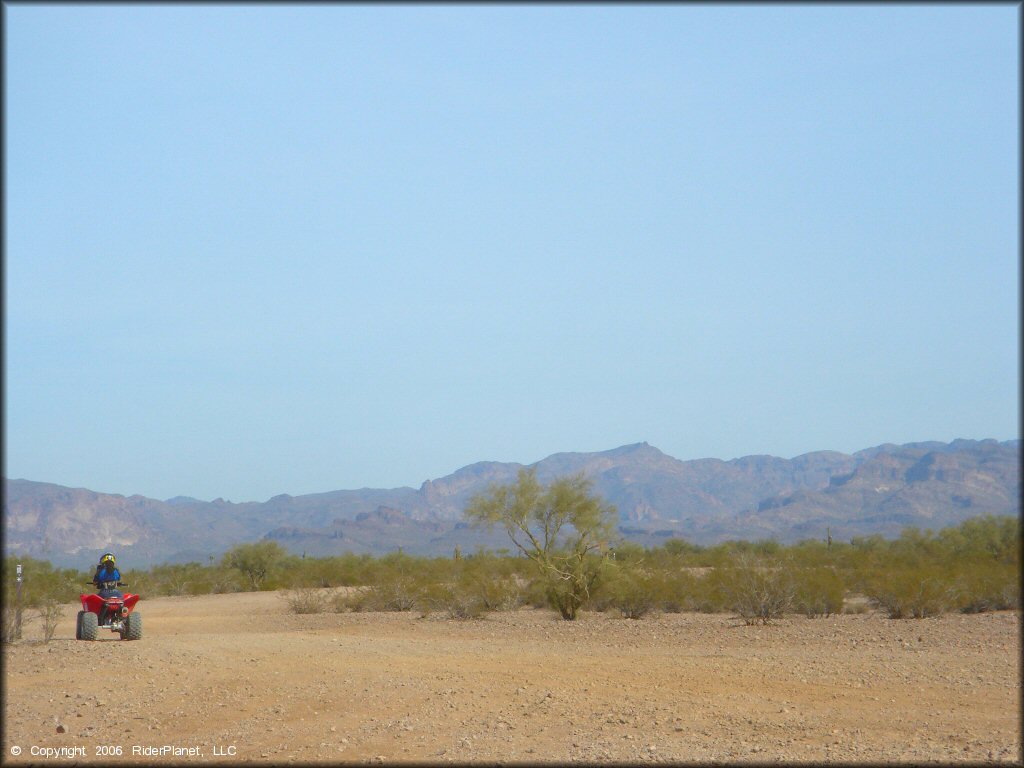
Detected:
[92,553,122,599]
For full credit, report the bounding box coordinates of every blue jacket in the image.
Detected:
[93,565,121,586]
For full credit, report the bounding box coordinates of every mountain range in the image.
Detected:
[4,438,1019,567]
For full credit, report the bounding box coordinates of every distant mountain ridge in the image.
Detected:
[4,438,1019,566]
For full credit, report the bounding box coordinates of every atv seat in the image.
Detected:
[96,582,123,600]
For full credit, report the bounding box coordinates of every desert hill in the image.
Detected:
[4,438,1018,566]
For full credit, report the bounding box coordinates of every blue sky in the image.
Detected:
[5,5,1019,502]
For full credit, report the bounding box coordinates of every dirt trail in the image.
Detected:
[3,591,1019,764]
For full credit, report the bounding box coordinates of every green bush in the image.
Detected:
[792,567,846,618]
[367,579,424,611]
[522,576,553,610]
[861,566,956,619]
[445,551,525,613]
[714,554,795,625]
[334,580,423,612]
[596,562,711,618]
[332,587,367,612]
[610,542,647,564]
[658,568,717,612]
[659,538,705,560]
[335,554,431,612]
[605,566,660,619]
[939,515,1020,565]
[302,553,377,587]
[3,557,85,607]
[953,562,1020,613]
[423,582,486,620]
[4,513,1017,627]
[142,562,202,596]
[222,541,289,590]
[784,539,837,569]
[38,599,63,642]
[281,586,335,614]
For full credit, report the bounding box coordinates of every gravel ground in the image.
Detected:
[2,591,1019,764]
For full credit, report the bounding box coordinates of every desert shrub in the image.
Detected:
[522,576,553,610]
[700,543,737,570]
[861,566,956,619]
[440,551,525,613]
[337,557,430,612]
[129,568,170,597]
[37,599,63,642]
[281,586,334,614]
[202,566,245,594]
[222,541,289,590]
[332,587,367,612]
[479,574,524,611]
[792,567,846,618]
[658,538,705,561]
[846,534,889,574]
[586,583,617,613]
[412,555,504,620]
[888,527,942,566]
[423,582,486,620]
[715,553,796,625]
[334,588,369,612]
[784,539,838,569]
[954,562,1020,613]
[125,569,158,597]
[938,515,1019,565]
[300,553,377,587]
[657,568,716,612]
[752,539,784,556]
[595,561,708,618]
[367,578,425,611]
[666,568,726,613]
[605,566,660,619]
[849,533,888,551]
[3,557,85,607]
[143,562,208,596]
[609,542,647,564]
[286,557,340,588]
[261,554,305,590]
[160,565,195,596]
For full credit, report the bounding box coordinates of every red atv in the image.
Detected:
[77,582,142,641]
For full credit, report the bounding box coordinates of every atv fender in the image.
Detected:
[81,594,106,614]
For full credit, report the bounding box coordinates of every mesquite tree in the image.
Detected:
[223,541,287,590]
[465,469,616,620]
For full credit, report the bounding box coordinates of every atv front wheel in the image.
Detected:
[75,611,85,640]
[124,612,142,641]
[80,612,98,641]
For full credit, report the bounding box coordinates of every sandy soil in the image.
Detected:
[2,590,1019,764]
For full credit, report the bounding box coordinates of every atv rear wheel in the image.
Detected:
[75,611,84,640]
[124,612,142,641]
[81,611,98,641]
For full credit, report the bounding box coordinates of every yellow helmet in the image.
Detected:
[100,553,116,566]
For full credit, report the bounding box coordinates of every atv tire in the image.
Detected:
[81,612,98,641]
[124,613,142,641]
[75,611,85,640]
